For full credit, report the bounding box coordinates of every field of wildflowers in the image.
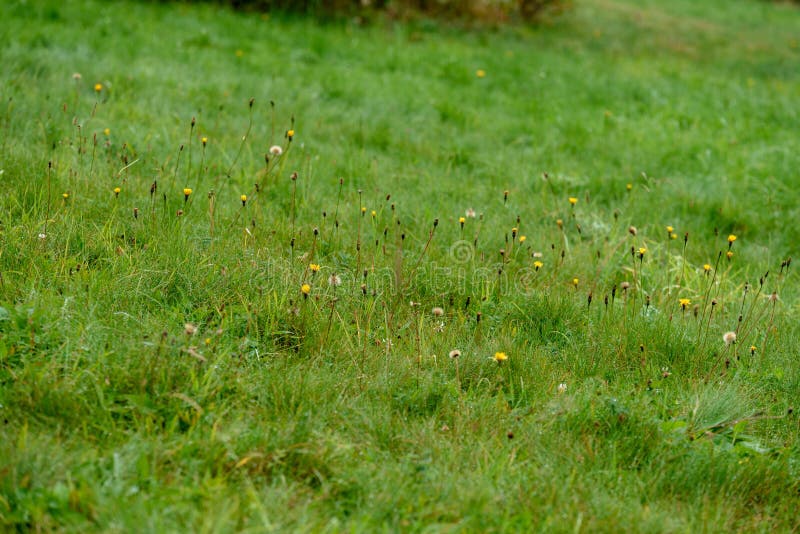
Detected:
[1,0,799,530]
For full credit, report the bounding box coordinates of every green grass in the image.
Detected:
[1,0,799,530]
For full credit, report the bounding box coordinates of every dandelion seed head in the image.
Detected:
[723,331,737,346]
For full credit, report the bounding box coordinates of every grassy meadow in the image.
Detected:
[1,0,799,530]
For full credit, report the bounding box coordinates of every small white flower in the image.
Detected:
[328,274,342,287]
[723,331,737,346]
[269,145,283,156]
[557,383,567,394]
[448,349,461,359]
[465,208,477,218]
[431,307,444,317]
[38,233,47,240]
[433,321,445,333]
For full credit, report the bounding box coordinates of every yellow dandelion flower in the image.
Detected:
[493,351,508,363]
[638,247,647,258]
[301,283,311,295]
[371,210,377,218]
[240,194,247,206]
[626,183,632,191]
[727,234,737,244]
[726,251,734,260]
[309,263,320,273]
[476,69,486,78]
[679,298,691,309]
[287,129,295,139]
[94,83,103,92]
[568,197,578,205]
[572,278,579,288]
[361,206,367,215]
[533,260,543,270]
[459,216,466,226]
[703,264,712,273]
[62,192,69,199]
[103,128,110,136]
[183,188,193,201]
[518,235,526,243]
[670,233,678,240]
[114,187,121,196]
[201,137,208,146]
[666,226,674,234]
